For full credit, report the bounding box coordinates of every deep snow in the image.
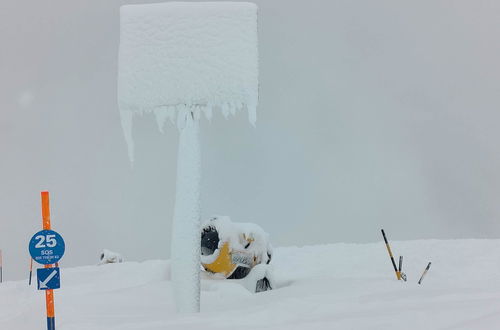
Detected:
[1,239,500,329]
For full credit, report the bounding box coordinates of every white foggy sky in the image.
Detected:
[1,0,499,280]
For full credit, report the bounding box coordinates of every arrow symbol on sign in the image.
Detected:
[39,269,58,289]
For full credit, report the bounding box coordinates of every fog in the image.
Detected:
[1,0,499,280]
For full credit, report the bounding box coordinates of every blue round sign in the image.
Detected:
[29,230,65,265]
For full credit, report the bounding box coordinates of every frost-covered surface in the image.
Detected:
[2,239,500,329]
[201,215,272,266]
[117,2,259,310]
[170,114,201,312]
[118,2,259,160]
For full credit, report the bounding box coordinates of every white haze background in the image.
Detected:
[1,0,499,280]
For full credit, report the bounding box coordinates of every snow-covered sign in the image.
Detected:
[118,2,259,313]
[118,2,259,161]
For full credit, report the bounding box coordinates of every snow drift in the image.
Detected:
[2,239,500,329]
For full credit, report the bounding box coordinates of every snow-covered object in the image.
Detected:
[170,114,201,312]
[118,2,259,161]
[201,216,272,267]
[240,263,275,292]
[98,249,124,265]
[117,1,259,313]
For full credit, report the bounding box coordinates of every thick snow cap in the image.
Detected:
[118,2,259,161]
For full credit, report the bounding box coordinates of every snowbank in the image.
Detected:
[2,239,500,329]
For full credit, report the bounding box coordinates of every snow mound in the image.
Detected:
[118,2,259,161]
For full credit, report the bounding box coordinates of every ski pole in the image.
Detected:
[381,229,401,280]
[29,258,33,286]
[398,256,407,281]
[418,262,431,285]
[0,249,3,283]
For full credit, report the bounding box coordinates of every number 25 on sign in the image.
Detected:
[29,230,65,265]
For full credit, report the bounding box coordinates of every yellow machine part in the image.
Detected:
[202,242,237,277]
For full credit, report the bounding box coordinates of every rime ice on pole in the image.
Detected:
[117,2,259,313]
[118,2,259,161]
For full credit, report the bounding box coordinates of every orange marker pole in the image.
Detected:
[41,191,56,330]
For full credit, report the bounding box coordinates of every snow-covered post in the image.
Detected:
[170,111,201,311]
[117,2,259,313]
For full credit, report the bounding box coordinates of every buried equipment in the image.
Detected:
[201,217,273,293]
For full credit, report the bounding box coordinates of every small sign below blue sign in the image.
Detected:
[29,230,66,265]
[37,267,61,290]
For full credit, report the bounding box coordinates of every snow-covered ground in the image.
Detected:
[1,239,500,330]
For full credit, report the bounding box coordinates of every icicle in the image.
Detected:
[176,105,189,130]
[154,107,169,133]
[247,103,257,126]
[229,101,237,116]
[120,110,135,163]
[204,104,213,122]
[221,103,230,119]
[193,105,202,121]
[167,105,177,125]
[166,106,176,125]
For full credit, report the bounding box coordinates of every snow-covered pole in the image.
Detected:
[170,112,201,312]
[118,2,259,313]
